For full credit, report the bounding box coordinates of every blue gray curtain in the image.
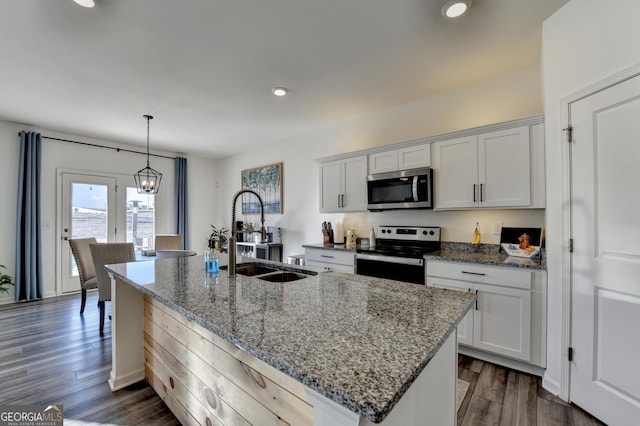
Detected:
[174,157,189,249]
[15,131,44,301]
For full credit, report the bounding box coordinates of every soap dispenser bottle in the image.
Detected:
[369,226,376,249]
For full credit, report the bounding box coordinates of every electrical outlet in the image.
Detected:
[492,222,502,235]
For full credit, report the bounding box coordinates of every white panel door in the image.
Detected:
[569,73,640,425]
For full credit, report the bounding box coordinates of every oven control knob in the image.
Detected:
[429,230,435,235]
[422,231,428,235]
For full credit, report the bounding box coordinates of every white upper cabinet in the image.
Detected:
[478,127,530,207]
[431,135,478,209]
[368,144,430,174]
[433,125,542,209]
[319,155,367,212]
[368,151,398,174]
[398,144,431,170]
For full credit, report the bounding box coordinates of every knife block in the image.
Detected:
[323,229,334,244]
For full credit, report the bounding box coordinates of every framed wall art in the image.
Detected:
[241,162,283,214]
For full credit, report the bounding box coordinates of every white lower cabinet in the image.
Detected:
[426,260,545,369]
[428,276,474,346]
[473,283,531,361]
[305,248,355,274]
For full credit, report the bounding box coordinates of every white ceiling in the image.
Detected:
[0,0,566,159]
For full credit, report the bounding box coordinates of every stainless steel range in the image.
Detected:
[356,225,441,285]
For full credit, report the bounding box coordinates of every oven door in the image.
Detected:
[356,253,425,285]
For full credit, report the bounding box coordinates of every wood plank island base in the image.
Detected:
[105,256,474,425]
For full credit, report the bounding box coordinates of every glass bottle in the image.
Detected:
[205,244,219,274]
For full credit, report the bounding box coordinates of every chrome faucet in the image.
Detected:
[229,189,267,276]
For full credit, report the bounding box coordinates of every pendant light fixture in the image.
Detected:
[134,114,163,194]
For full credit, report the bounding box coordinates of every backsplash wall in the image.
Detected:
[324,209,545,245]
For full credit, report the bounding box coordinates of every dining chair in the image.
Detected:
[90,242,135,334]
[68,238,98,314]
[154,234,183,250]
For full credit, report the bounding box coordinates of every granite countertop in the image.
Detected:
[106,256,475,423]
[304,241,546,270]
[425,242,546,270]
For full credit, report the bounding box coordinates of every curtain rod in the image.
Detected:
[18,133,177,160]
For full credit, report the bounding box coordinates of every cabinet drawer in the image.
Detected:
[426,261,531,289]
[307,260,355,274]
[305,248,355,266]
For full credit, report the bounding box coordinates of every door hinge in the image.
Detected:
[568,347,574,362]
[115,227,117,235]
[563,125,573,143]
[569,238,574,253]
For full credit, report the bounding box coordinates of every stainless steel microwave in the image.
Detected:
[367,167,433,211]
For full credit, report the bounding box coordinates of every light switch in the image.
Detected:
[492,222,502,235]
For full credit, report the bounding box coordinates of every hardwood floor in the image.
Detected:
[0,292,605,425]
[457,356,606,426]
[0,291,178,425]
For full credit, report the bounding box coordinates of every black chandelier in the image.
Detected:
[134,114,162,194]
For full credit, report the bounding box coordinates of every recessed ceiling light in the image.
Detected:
[73,0,96,8]
[272,87,288,97]
[442,0,472,18]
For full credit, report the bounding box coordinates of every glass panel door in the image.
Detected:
[60,173,117,294]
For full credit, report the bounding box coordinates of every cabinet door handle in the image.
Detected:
[473,184,476,202]
[475,289,479,310]
[462,271,486,276]
[480,183,484,202]
[337,194,341,208]
[320,254,334,258]
[341,194,345,208]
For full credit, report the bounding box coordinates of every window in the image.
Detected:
[126,187,156,250]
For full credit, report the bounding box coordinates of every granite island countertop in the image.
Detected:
[106,255,475,423]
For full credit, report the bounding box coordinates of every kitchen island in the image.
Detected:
[105,255,474,425]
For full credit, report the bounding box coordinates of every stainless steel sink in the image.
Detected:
[221,262,316,282]
[255,271,309,282]
[235,265,279,276]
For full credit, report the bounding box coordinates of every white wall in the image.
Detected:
[0,119,217,304]
[215,66,545,259]
[542,0,640,397]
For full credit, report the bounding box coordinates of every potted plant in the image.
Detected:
[209,225,229,252]
[0,264,14,295]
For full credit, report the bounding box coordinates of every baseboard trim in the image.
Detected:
[541,376,565,401]
[109,368,146,392]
